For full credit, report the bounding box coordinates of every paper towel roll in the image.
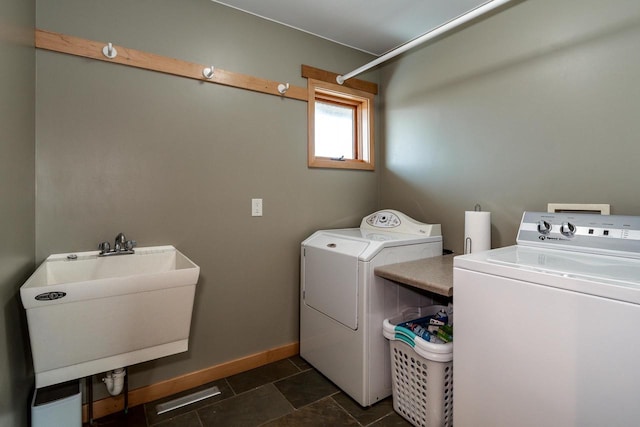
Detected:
[464,211,491,254]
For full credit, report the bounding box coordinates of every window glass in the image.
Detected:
[314,101,355,159]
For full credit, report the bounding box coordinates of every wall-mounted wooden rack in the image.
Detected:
[34,29,379,104]
[35,29,308,101]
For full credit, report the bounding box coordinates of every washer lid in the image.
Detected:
[455,246,640,304]
[490,246,640,284]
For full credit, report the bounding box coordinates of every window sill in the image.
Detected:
[308,157,374,171]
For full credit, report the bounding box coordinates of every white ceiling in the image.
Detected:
[212,0,493,56]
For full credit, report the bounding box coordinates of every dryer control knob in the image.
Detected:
[537,220,551,235]
[560,222,576,237]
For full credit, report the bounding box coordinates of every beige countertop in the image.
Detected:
[374,254,455,297]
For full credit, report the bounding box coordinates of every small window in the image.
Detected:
[315,100,355,159]
[307,78,374,170]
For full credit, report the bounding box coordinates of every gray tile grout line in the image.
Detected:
[329,394,368,427]
[196,408,205,427]
[255,383,297,427]
[330,393,368,426]
[225,373,240,396]
[361,411,392,427]
[225,357,307,396]
[367,412,401,427]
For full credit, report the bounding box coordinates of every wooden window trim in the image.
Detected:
[307,78,375,170]
[301,64,378,95]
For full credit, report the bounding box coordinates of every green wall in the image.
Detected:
[0,0,35,426]
[380,0,640,253]
[35,0,378,397]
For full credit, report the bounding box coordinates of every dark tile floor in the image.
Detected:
[86,356,412,427]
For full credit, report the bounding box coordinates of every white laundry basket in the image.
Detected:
[383,305,453,427]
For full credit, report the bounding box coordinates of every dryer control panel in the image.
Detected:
[361,210,441,237]
[517,211,640,258]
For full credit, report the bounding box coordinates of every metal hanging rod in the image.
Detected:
[336,0,518,85]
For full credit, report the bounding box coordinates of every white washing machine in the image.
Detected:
[300,210,443,406]
[454,211,640,427]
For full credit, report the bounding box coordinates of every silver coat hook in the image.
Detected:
[102,42,118,59]
[277,83,289,95]
[202,66,215,79]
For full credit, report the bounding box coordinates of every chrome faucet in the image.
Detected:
[114,232,126,251]
[98,232,137,256]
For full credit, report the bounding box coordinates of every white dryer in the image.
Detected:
[300,210,442,406]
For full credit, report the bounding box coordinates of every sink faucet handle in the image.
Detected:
[98,241,111,254]
[125,240,137,251]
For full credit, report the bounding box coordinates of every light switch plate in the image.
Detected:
[252,198,263,217]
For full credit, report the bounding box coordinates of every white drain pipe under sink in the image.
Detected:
[102,368,126,396]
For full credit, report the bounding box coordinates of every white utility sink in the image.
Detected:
[20,245,200,388]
